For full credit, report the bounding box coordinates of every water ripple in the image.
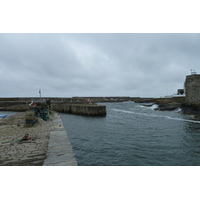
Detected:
[61,102,200,166]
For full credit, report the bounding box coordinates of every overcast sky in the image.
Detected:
[0,33,199,98]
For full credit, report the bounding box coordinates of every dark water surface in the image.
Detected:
[61,101,200,166]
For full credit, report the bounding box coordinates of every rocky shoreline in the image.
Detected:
[134,97,200,116]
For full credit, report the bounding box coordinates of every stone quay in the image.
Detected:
[0,111,77,166]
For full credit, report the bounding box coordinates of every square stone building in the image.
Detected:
[185,74,200,104]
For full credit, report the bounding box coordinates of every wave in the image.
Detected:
[138,104,158,110]
[113,109,135,114]
[150,104,158,110]
[175,107,182,113]
[112,108,200,124]
[164,116,200,123]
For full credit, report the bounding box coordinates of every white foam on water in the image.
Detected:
[175,107,182,113]
[138,104,158,110]
[138,105,145,108]
[113,108,135,114]
[113,108,200,124]
[165,116,200,123]
[150,104,158,110]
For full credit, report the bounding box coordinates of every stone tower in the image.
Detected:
[185,74,200,104]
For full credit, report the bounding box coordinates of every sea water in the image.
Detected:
[61,101,200,166]
[0,111,17,119]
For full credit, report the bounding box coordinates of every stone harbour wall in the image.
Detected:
[51,103,106,116]
[0,101,29,111]
[51,102,71,113]
[0,98,106,116]
[71,104,106,116]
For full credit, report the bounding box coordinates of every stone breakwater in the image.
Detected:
[51,103,106,116]
[0,111,77,166]
[0,98,106,116]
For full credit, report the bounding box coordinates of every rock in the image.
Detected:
[142,103,155,107]
[180,103,200,115]
[155,103,181,111]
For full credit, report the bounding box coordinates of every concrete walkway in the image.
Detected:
[43,113,78,166]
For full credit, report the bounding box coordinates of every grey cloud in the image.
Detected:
[0,33,199,97]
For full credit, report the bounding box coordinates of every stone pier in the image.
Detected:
[51,104,106,116]
[43,113,78,166]
[0,112,78,166]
